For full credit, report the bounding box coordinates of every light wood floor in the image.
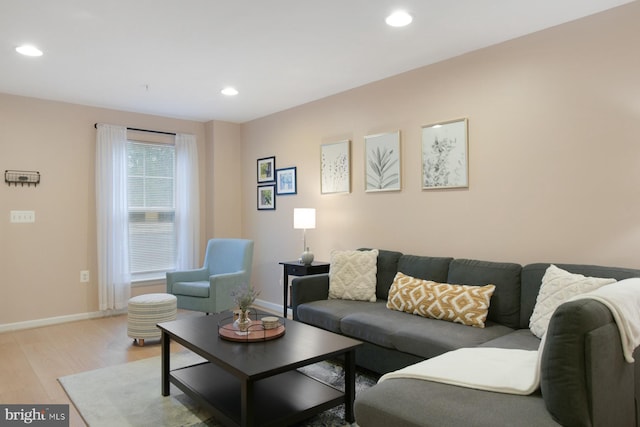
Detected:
[0,310,203,427]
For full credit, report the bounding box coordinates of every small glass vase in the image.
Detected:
[235,309,252,334]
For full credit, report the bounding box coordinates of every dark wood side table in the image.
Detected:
[280,261,330,317]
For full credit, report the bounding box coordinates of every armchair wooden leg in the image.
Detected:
[134,338,145,346]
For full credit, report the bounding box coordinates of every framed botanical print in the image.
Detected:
[422,118,468,189]
[257,156,275,183]
[321,140,350,194]
[365,131,401,192]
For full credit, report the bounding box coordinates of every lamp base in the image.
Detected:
[300,249,314,265]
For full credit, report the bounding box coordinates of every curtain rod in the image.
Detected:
[94,123,176,136]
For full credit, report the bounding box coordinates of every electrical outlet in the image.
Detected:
[80,270,90,283]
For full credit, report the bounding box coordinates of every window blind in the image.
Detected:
[127,141,176,276]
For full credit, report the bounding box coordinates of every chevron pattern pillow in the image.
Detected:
[328,249,378,302]
[529,264,616,338]
[386,272,496,328]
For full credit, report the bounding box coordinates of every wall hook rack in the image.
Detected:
[5,170,40,187]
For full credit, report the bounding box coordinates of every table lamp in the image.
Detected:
[293,208,316,265]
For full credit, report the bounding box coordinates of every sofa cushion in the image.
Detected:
[397,255,452,282]
[447,259,522,329]
[355,378,560,427]
[529,264,615,338]
[172,281,210,297]
[337,302,514,359]
[340,302,403,349]
[296,299,381,333]
[479,329,541,351]
[386,272,495,328]
[329,249,378,302]
[391,318,514,359]
[360,248,403,300]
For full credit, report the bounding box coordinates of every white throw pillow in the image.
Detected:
[529,264,616,338]
[328,249,378,302]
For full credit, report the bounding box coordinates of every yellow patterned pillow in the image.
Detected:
[386,272,496,328]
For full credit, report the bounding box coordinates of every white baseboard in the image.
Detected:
[253,298,289,318]
[1,300,285,334]
[0,309,127,333]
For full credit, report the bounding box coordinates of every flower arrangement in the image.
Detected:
[232,286,260,312]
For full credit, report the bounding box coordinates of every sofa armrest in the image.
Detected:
[291,273,329,320]
[541,299,636,426]
[166,267,208,293]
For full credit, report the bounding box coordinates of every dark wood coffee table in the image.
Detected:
[158,313,363,427]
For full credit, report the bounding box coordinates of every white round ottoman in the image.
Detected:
[127,293,177,346]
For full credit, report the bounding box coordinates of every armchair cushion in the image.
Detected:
[172,281,210,298]
[166,268,208,292]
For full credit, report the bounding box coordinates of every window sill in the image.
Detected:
[131,273,166,288]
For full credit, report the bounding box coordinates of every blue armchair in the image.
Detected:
[166,238,254,314]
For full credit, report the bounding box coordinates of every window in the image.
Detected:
[127,141,176,279]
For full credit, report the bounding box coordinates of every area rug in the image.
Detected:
[58,351,378,427]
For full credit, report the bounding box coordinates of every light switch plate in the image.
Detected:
[10,210,35,223]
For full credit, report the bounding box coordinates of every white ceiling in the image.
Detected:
[0,0,633,123]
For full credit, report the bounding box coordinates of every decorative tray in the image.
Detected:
[218,314,286,342]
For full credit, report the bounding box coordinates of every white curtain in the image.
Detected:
[175,133,200,269]
[96,124,131,311]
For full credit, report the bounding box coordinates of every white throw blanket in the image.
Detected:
[569,277,640,363]
[379,277,640,395]
[378,344,543,395]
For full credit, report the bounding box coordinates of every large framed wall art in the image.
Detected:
[321,140,351,194]
[365,131,401,192]
[421,118,468,189]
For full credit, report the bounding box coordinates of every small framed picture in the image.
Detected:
[321,140,351,194]
[365,131,401,192]
[257,184,276,210]
[276,167,297,195]
[422,118,469,189]
[257,156,276,183]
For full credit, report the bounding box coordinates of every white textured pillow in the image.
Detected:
[529,264,616,338]
[329,249,378,302]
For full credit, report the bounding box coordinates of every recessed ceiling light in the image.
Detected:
[221,87,239,96]
[386,11,413,27]
[16,44,43,57]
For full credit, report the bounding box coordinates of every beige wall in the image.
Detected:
[206,120,243,238]
[0,94,243,325]
[3,2,640,325]
[243,2,640,308]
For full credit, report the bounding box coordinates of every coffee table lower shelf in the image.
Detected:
[170,361,346,427]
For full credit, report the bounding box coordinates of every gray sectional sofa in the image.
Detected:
[290,249,640,426]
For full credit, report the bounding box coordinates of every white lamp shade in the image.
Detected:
[293,208,316,229]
